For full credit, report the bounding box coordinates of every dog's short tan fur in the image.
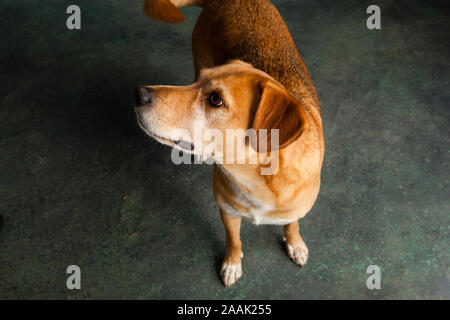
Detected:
[137,0,324,287]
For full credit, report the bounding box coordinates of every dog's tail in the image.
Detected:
[143,0,204,24]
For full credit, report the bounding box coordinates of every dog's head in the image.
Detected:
[135,60,308,160]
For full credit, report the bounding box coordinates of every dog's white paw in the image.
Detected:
[220,263,242,288]
[286,243,308,267]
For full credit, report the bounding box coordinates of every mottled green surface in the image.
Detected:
[0,0,449,299]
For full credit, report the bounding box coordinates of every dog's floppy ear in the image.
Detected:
[251,80,308,152]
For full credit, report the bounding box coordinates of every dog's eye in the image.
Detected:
[208,92,224,107]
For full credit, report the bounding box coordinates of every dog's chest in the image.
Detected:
[216,166,295,225]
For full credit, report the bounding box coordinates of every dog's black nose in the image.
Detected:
[135,86,153,106]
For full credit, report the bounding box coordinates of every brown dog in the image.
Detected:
[135,0,324,287]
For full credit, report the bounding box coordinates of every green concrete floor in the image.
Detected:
[0,0,449,299]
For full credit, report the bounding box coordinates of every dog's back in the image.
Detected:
[199,0,318,104]
[144,0,319,110]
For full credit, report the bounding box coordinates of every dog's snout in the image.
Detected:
[135,86,153,106]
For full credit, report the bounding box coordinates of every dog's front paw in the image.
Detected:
[285,241,308,267]
[220,262,242,288]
